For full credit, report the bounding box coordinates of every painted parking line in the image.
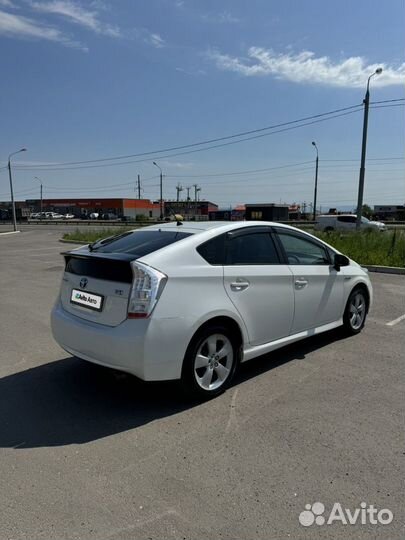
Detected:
[386,314,405,327]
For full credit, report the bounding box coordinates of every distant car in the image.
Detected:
[46,212,64,219]
[51,221,373,399]
[315,214,385,232]
[64,214,75,219]
[30,212,41,219]
[101,213,119,220]
[89,213,99,220]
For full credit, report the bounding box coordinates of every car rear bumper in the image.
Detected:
[51,299,188,381]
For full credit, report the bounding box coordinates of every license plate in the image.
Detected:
[70,289,103,311]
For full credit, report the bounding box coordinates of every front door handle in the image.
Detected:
[230,279,250,292]
[295,278,308,289]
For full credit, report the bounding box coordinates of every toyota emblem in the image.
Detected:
[79,277,88,289]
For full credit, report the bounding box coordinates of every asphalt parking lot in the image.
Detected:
[0,229,404,540]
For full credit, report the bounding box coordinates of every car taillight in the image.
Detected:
[127,261,167,319]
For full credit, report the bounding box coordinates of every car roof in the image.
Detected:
[141,220,292,235]
[318,214,356,218]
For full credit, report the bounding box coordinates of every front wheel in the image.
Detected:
[181,325,239,400]
[343,287,368,335]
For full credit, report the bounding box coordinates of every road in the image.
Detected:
[0,229,404,540]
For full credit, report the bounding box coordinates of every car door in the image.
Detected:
[223,227,294,347]
[274,228,345,334]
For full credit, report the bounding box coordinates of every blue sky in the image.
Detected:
[0,0,404,209]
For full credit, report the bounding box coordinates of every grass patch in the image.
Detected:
[314,230,405,267]
[63,227,135,244]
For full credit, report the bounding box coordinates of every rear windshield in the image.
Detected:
[90,230,192,256]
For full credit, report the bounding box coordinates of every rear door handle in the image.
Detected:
[230,279,250,292]
[295,278,308,289]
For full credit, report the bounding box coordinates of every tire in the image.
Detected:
[181,324,240,400]
[342,287,368,335]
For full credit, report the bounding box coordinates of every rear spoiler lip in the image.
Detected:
[61,250,138,263]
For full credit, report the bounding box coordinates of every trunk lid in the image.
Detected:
[60,251,133,327]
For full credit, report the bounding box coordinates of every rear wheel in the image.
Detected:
[343,287,368,335]
[181,325,239,399]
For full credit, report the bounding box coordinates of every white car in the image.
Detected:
[44,212,64,219]
[315,214,385,232]
[51,221,372,398]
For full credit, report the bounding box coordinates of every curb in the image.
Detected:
[59,239,88,245]
[363,265,405,275]
[0,230,21,236]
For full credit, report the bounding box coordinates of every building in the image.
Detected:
[373,204,405,221]
[0,201,30,220]
[288,204,301,220]
[245,203,289,222]
[208,205,246,221]
[164,200,218,221]
[25,198,161,219]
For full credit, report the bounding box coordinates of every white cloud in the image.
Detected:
[30,0,120,37]
[0,8,87,49]
[0,0,16,7]
[146,32,165,48]
[209,47,405,88]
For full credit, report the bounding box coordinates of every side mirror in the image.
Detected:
[334,253,350,271]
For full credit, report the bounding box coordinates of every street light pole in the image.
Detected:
[153,161,164,220]
[8,148,27,231]
[34,176,43,217]
[355,68,383,230]
[311,141,319,221]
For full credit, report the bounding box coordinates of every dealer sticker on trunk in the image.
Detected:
[71,289,103,311]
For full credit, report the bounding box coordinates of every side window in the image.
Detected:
[197,234,226,265]
[228,232,280,265]
[277,232,330,265]
[338,215,356,223]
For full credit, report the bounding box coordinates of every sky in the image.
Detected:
[0,0,404,210]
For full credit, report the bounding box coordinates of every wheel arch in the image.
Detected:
[189,315,243,347]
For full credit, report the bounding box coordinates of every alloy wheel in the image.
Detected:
[349,291,366,330]
[194,334,234,391]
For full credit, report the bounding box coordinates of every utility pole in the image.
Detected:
[193,184,201,218]
[311,141,319,221]
[176,183,183,202]
[8,148,27,232]
[193,184,201,202]
[356,67,383,229]
[34,177,43,217]
[153,162,164,220]
[136,174,141,199]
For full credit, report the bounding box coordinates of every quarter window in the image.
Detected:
[277,231,330,265]
[197,234,226,265]
[228,232,280,265]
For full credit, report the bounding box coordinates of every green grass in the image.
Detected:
[63,227,135,244]
[314,230,405,267]
[63,227,405,268]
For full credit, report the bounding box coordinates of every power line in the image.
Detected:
[13,108,364,172]
[370,98,405,104]
[11,103,364,169]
